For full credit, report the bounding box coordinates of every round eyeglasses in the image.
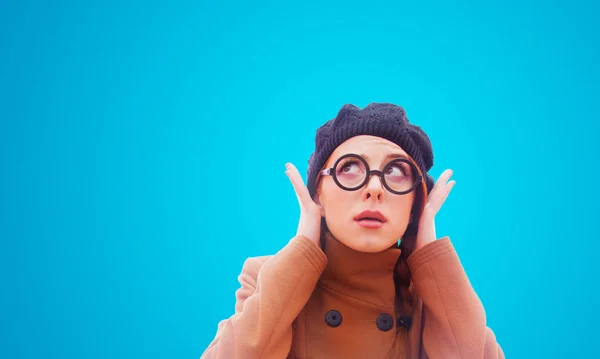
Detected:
[320,153,423,195]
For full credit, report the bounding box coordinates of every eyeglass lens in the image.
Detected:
[334,155,416,192]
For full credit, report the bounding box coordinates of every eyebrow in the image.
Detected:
[358,152,410,161]
[384,153,410,161]
[324,152,412,171]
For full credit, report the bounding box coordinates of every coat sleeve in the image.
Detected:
[407,238,505,359]
[200,235,327,359]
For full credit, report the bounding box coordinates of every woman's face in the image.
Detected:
[315,135,417,253]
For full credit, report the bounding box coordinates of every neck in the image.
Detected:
[319,230,401,309]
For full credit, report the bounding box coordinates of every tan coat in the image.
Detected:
[201,231,504,359]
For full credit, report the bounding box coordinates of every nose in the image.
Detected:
[361,173,385,202]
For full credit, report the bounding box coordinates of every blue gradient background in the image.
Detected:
[1,1,598,358]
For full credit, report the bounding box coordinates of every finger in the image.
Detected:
[285,163,313,208]
[440,180,456,201]
[285,169,303,208]
[433,179,455,205]
[447,180,456,190]
[425,174,456,215]
[431,169,453,194]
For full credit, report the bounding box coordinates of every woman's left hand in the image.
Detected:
[415,169,456,251]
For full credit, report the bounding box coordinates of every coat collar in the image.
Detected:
[318,230,401,310]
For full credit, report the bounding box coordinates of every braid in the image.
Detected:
[390,164,429,358]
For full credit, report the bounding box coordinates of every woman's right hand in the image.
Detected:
[285,163,322,247]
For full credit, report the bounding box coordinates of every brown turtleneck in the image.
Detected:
[319,230,400,310]
[200,232,505,359]
[295,231,402,358]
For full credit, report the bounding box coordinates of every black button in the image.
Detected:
[397,315,412,329]
[325,310,342,327]
[376,313,394,331]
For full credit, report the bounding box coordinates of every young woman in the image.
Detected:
[200,103,504,359]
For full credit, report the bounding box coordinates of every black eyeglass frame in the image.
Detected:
[320,153,423,195]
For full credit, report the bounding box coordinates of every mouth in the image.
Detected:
[354,210,387,229]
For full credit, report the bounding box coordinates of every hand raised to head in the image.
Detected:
[416,169,456,251]
[285,163,323,247]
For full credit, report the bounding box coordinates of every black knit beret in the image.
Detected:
[307,103,435,199]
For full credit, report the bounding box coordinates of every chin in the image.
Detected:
[342,233,396,253]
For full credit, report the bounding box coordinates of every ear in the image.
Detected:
[313,193,326,217]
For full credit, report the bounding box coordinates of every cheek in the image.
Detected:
[388,195,415,228]
[320,181,354,219]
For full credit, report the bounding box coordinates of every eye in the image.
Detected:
[337,159,363,175]
[386,162,409,177]
[342,161,360,173]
